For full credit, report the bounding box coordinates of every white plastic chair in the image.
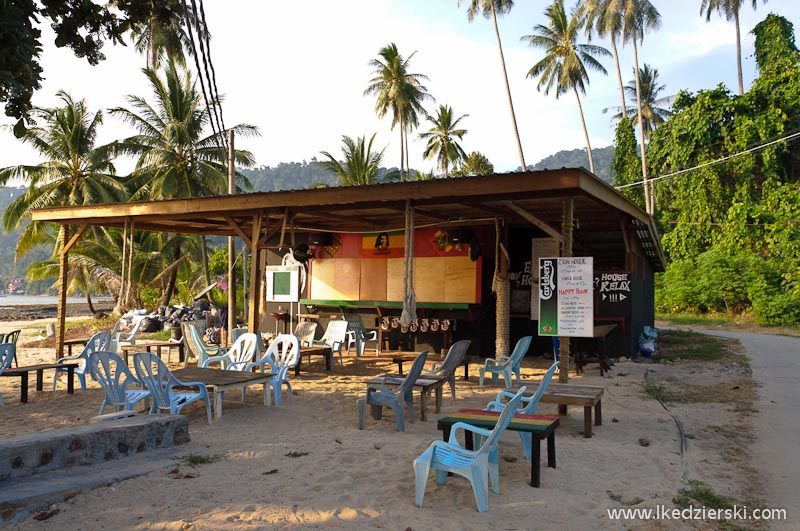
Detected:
[53,331,112,390]
[245,334,299,405]
[293,322,318,348]
[114,317,145,352]
[313,320,348,365]
[201,333,258,372]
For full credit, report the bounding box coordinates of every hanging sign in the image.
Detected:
[265,266,300,303]
[538,257,593,337]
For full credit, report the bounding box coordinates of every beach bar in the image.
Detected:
[30,168,665,369]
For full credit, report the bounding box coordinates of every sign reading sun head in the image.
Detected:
[265,265,300,302]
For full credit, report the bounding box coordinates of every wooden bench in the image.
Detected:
[0,362,78,403]
[120,340,185,365]
[392,354,477,381]
[437,409,560,488]
[517,381,604,438]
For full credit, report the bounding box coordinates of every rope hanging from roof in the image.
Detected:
[400,200,417,328]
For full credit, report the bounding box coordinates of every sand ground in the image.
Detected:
[0,316,770,530]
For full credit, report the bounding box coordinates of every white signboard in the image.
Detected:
[538,257,594,337]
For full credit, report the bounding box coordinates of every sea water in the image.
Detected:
[0,294,111,306]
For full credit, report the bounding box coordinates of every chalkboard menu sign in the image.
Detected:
[594,272,631,316]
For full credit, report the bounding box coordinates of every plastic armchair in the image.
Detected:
[343,314,378,356]
[1,330,21,367]
[114,317,145,352]
[423,340,471,399]
[413,386,528,513]
[89,350,151,415]
[0,343,15,408]
[313,320,348,365]
[53,331,112,391]
[133,352,212,424]
[182,321,223,367]
[293,322,318,348]
[245,334,299,405]
[479,336,532,388]
[201,333,258,372]
[485,361,559,460]
[357,350,429,432]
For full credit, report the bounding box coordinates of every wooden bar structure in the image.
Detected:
[30,169,666,362]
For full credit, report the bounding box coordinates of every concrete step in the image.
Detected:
[0,447,180,523]
[0,415,188,482]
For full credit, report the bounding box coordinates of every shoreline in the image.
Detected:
[0,303,112,322]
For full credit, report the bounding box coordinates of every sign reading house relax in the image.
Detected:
[537,257,594,337]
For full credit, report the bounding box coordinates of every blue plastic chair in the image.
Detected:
[133,352,212,424]
[53,331,112,391]
[357,350,429,432]
[0,343,15,408]
[89,351,151,415]
[423,340,471,399]
[1,330,21,367]
[413,386,528,512]
[478,336,532,389]
[484,361,560,460]
[202,332,258,371]
[245,333,299,405]
[344,313,378,356]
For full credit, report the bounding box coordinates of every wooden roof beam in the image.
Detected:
[503,201,564,243]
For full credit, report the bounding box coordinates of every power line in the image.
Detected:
[615,129,800,190]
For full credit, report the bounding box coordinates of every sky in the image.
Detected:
[2,0,800,179]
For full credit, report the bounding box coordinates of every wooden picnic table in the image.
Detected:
[294,346,333,375]
[437,409,560,488]
[120,340,185,365]
[172,366,272,419]
[392,353,476,381]
[63,337,90,356]
[0,362,78,403]
[364,374,446,421]
[516,381,605,438]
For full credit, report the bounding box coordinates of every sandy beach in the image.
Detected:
[0,313,767,530]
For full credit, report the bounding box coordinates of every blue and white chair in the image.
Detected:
[133,352,212,424]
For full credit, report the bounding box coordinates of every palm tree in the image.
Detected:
[701,0,765,96]
[458,0,527,170]
[619,0,661,215]
[522,0,611,174]
[584,0,627,116]
[0,91,127,255]
[319,133,386,186]
[364,43,431,181]
[608,64,672,142]
[419,105,469,178]
[111,61,258,307]
[122,0,204,69]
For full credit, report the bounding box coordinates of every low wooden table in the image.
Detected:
[121,341,185,364]
[517,381,604,438]
[392,354,476,381]
[0,362,78,403]
[294,347,333,375]
[172,367,272,419]
[364,375,446,421]
[437,409,560,488]
[63,338,90,356]
[573,324,618,376]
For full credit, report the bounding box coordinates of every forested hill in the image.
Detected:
[242,160,404,191]
[530,145,614,184]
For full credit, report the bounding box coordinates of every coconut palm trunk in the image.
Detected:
[610,36,627,116]
[574,87,596,173]
[632,39,652,215]
[490,3,527,171]
[734,8,743,95]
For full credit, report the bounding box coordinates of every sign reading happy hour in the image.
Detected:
[538,257,594,337]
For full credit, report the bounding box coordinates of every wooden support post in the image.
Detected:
[56,225,70,360]
[559,198,574,383]
[247,213,264,334]
[227,130,236,342]
[495,219,510,357]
